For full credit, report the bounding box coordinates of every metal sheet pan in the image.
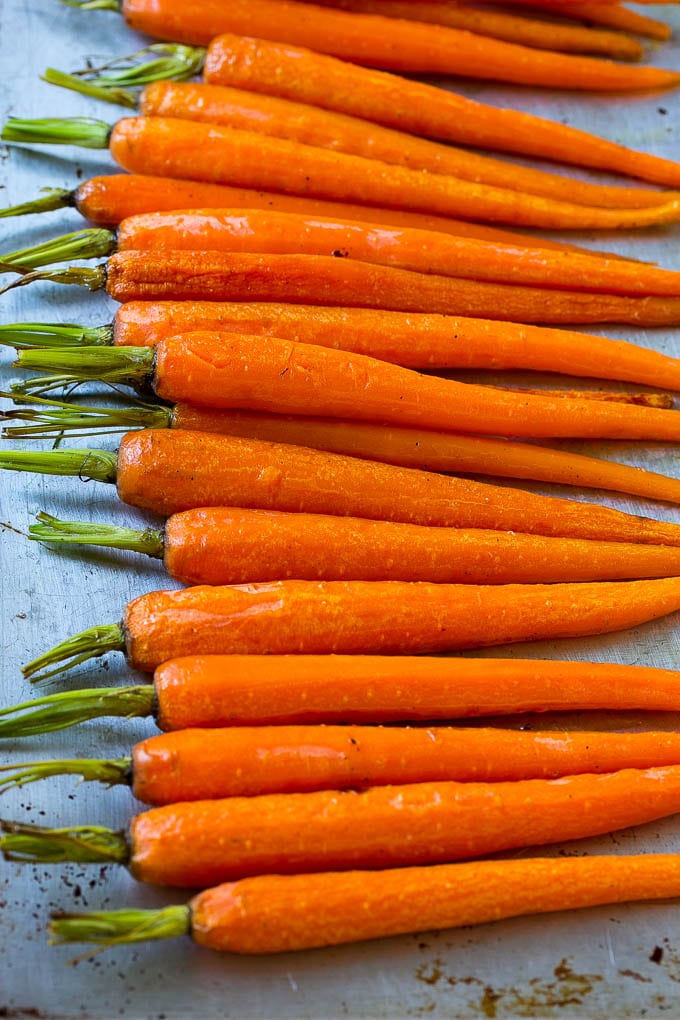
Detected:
[1,3,679,1015]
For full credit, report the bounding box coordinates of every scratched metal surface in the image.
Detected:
[1,1,680,1017]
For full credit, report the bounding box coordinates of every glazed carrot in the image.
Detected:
[200,36,680,186]
[5,431,680,547]
[497,388,672,407]
[538,3,671,40]
[6,118,680,232]
[1,175,594,255]
[18,334,680,441]
[10,303,678,389]
[11,726,680,802]
[19,252,680,327]
[78,0,680,90]
[18,576,680,681]
[4,656,680,736]
[6,401,680,505]
[310,0,644,57]
[45,854,680,955]
[24,508,680,585]
[8,766,680,884]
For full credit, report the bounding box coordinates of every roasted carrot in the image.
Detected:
[4,431,680,547]
[11,726,680,802]
[6,118,680,231]
[46,854,680,955]
[6,400,680,505]
[310,0,644,58]
[1,175,597,255]
[538,2,671,41]
[71,0,680,90]
[15,334,680,441]
[42,77,671,212]
[4,656,680,736]
[200,35,680,186]
[9,303,678,389]
[13,252,680,327]
[19,576,680,681]
[8,766,680,884]
[24,508,680,585]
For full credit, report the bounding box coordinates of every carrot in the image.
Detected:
[42,76,670,213]
[309,0,645,58]
[6,118,680,232]
[16,334,680,441]
[4,656,680,737]
[199,35,680,186]
[14,252,680,327]
[4,431,680,547]
[46,854,680,955]
[1,175,599,256]
[76,0,680,90]
[7,400,680,505]
[18,576,680,682]
[10,726,680,802]
[9,303,678,389]
[8,766,680,885]
[24,507,680,586]
[536,3,671,41]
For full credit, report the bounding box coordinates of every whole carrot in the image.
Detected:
[3,431,680,547]
[308,0,644,57]
[18,576,680,682]
[24,508,680,586]
[8,766,680,884]
[3,656,680,736]
[540,3,670,40]
[61,0,680,90]
[198,35,680,186]
[2,175,590,255]
[8,253,680,327]
[7,302,679,389]
[9,726,680,801]
[15,335,680,441]
[46,854,680,955]
[5,117,680,232]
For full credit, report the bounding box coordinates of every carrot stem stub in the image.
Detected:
[48,854,680,955]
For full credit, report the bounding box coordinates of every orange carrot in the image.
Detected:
[202,35,680,186]
[538,3,671,40]
[309,0,644,58]
[6,400,680,505]
[25,507,680,586]
[5,431,680,547]
[47,854,680,955]
[4,656,680,736]
[26,332,680,441]
[19,576,680,681]
[134,83,670,211]
[116,0,680,90]
[9,767,680,885]
[109,208,680,295]
[2,174,595,255]
[11,726,680,803]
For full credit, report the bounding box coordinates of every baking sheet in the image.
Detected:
[1,2,680,1016]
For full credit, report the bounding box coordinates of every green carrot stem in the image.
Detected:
[1,229,117,271]
[22,623,125,683]
[0,264,106,296]
[1,117,111,149]
[0,821,128,865]
[44,45,206,107]
[0,686,154,739]
[29,511,165,558]
[0,448,117,484]
[0,322,113,348]
[58,0,121,10]
[0,189,74,219]
[0,396,170,438]
[50,907,190,948]
[0,757,131,794]
[13,346,154,391]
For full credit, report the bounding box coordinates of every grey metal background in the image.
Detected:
[1,2,680,1016]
